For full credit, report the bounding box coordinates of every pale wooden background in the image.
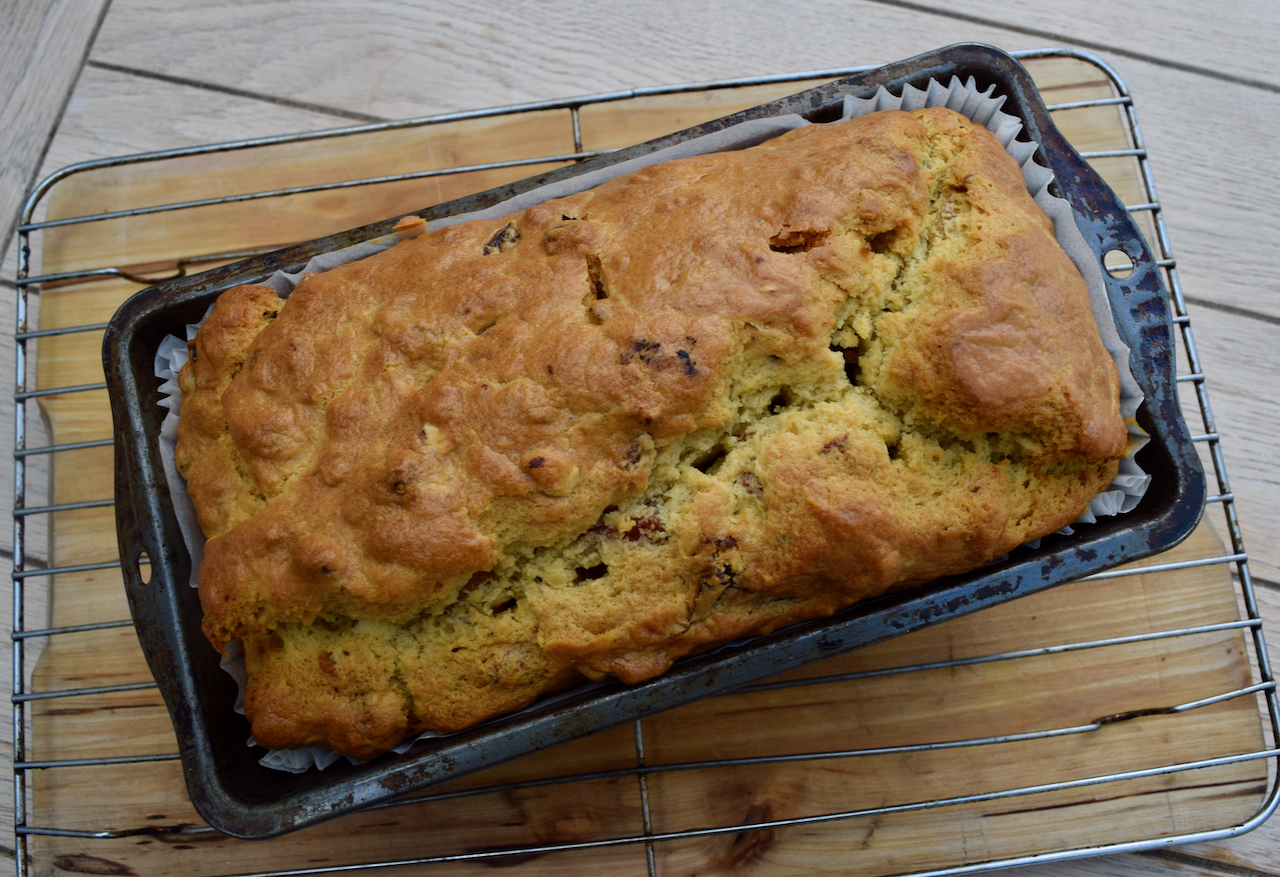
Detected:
[2,1,1277,875]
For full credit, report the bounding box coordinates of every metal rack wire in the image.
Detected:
[9,48,1279,876]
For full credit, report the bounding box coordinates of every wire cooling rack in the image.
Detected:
[9,48,1279,876]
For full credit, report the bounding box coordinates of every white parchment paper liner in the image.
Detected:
[154,75,1149,772]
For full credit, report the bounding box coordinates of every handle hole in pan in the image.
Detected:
[1103,247,1136,279]
[137,550,153,585]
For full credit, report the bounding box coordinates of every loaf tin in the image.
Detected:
[102,43,1206,838]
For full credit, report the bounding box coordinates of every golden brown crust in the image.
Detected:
[177,107,1126,759]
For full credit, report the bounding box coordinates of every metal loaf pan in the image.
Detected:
[103,43,1206,839]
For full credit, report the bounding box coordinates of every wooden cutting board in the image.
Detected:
[21,55,1270,876]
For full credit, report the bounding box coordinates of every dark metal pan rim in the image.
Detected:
[102,42,1206,839]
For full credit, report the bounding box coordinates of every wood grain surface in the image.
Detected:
[21,524,1273,876]
[3,2,1278,876]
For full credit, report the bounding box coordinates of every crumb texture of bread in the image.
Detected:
[175,107,1126,759]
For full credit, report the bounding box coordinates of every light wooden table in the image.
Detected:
[2,2,1277,876]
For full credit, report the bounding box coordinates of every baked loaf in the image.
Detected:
[176,106,1127,760]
